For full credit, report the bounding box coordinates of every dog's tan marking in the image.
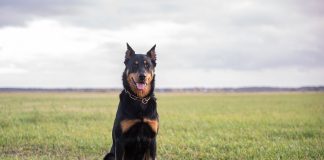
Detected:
[146,71,153,83]
[144,118,159,133]
[144,60,147,64]
[135,61,139,64]
[121,118,158,134]
[120,119,141,133]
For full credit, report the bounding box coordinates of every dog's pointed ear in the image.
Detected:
[125,43,135,64]
[147,44,156,66]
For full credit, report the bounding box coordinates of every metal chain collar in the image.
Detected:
[124,89,151,104]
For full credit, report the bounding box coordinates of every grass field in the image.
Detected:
[0,92,323,160]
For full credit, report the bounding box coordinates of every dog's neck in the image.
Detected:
[123,89,151,104]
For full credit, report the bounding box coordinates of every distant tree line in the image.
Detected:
[0,87,323,93]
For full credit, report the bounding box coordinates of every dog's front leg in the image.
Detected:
[148,138,157,160]
[115,138,125,160]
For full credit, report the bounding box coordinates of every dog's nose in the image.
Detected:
[139,74,146,81]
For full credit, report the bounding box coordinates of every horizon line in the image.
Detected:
[1,86,323,93]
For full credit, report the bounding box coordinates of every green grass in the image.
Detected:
[0,92,323,159]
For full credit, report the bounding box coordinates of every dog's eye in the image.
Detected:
[145,64,149,68]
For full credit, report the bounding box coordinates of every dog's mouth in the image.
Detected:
[131,77,147,90]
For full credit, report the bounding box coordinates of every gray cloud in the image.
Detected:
[0,0,323,87]
[0,0,89,27]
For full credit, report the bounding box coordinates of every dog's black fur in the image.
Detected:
[104,44,159,160]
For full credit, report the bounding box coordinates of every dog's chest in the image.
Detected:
[120,118,158,138]
[120,118,159,139]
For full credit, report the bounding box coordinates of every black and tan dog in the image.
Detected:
[104,44,159,160]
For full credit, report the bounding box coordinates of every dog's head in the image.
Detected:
[123,43,157,98]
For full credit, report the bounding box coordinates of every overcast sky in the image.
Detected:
[0,0,323,88]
